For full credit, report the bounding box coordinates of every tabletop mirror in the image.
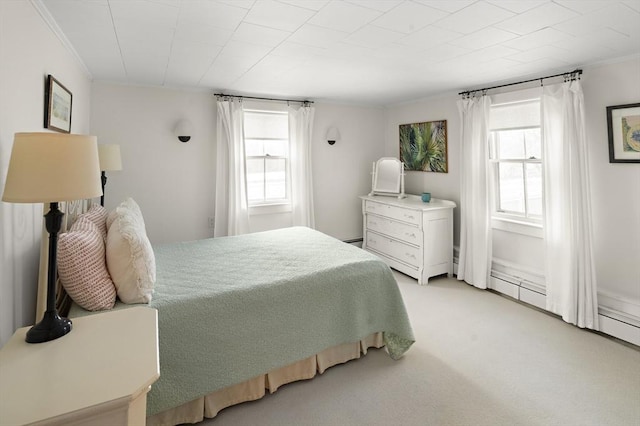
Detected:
[369,157,406,199]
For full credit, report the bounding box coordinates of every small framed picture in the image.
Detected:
[607,103,640,163]
[45,75,72,133]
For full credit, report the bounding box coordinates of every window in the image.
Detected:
[489,99,543,224]
[243,109,290,206]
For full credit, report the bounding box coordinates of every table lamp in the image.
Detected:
[97,144,122,207]
[2,133,102,343]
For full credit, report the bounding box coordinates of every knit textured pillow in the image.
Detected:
[58,218,116,311]
[106,198,155,304]
[79,204,108,241]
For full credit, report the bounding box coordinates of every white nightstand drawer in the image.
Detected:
[366,232,421,268]
[366,215,421,246]
[365,201,420,225]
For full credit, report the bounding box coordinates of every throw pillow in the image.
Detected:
[58,219,116,311]
[106,198,155,303]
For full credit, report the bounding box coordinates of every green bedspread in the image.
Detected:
[69,226,414,416]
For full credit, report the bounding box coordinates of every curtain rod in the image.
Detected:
[214,93,313,105]
[458,68,582,97]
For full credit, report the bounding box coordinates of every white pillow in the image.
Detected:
[58,217,116,311]
[106,198,155,304]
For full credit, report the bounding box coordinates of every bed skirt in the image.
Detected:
[147,332,384,426]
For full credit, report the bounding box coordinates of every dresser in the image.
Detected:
[0,307,159,426]
[360,194,456,285]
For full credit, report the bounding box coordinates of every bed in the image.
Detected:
[36,199,415,425]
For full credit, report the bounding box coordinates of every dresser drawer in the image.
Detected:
[366,232,421,268]
[365,201,420,225]
[366,215,421,246]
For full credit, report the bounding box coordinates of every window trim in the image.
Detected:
[489,156,543,223]
[249,202,292,215]
[489,96,544,228]
[243,109,291,208]
[492,216,543,238]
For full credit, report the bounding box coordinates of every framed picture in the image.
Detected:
[399,120,448,173]
[607,103,640,163]
[45,75,72,133]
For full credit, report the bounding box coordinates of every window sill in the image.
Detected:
[491,216,543,238]
[249,203,292,216]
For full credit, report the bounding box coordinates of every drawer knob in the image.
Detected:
[405,232,416,238]
[405,253,416,259]
[405,214,415,220]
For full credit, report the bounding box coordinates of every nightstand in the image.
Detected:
[0,307,159,425]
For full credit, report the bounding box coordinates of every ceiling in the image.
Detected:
[39,0,640,105]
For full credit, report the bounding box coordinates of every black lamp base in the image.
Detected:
[25,310,72,343]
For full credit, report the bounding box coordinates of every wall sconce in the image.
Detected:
[174,120,193,143]
[326,127,340,145]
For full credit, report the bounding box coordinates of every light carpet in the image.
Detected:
[201,272,640,426]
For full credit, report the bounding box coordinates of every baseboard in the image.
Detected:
[598,291,640,328]
[453,247,639,347]
[598,315,640,346]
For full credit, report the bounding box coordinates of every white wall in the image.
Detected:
[90,83,215,244]
[92,90,386,242]
[583,57,640,304]
[383,93,461,244]
[383,56,640,319]
[0,1,92,346]
[312,102,385,240]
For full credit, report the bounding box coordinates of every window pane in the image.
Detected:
[524,128,542,159]
[246,158,264,202]
[245,139,264,156]
[244,112,288,139]
[498,163,525,213]
[497,130,525,159]
[264,139,288,157]
[265,158,286,200]
[526,163,543,217]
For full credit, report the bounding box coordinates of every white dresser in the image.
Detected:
[360,194,456,285]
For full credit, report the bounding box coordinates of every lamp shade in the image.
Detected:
[2,133,102,203]
[98,144,122,171]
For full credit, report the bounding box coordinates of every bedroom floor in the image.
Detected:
[198,271,640,426]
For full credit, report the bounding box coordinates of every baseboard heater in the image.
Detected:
[454,255,640,347]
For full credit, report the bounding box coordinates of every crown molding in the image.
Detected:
[30,0,93,79]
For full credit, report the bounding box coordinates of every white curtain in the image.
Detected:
[288,104,316,228]
[214,98,250,237]
[457,95,492,289]
[542,81,599,329]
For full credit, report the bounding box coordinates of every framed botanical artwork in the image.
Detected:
[607,103,640,163]
[399,120,448,172]
[45,75,72,133]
